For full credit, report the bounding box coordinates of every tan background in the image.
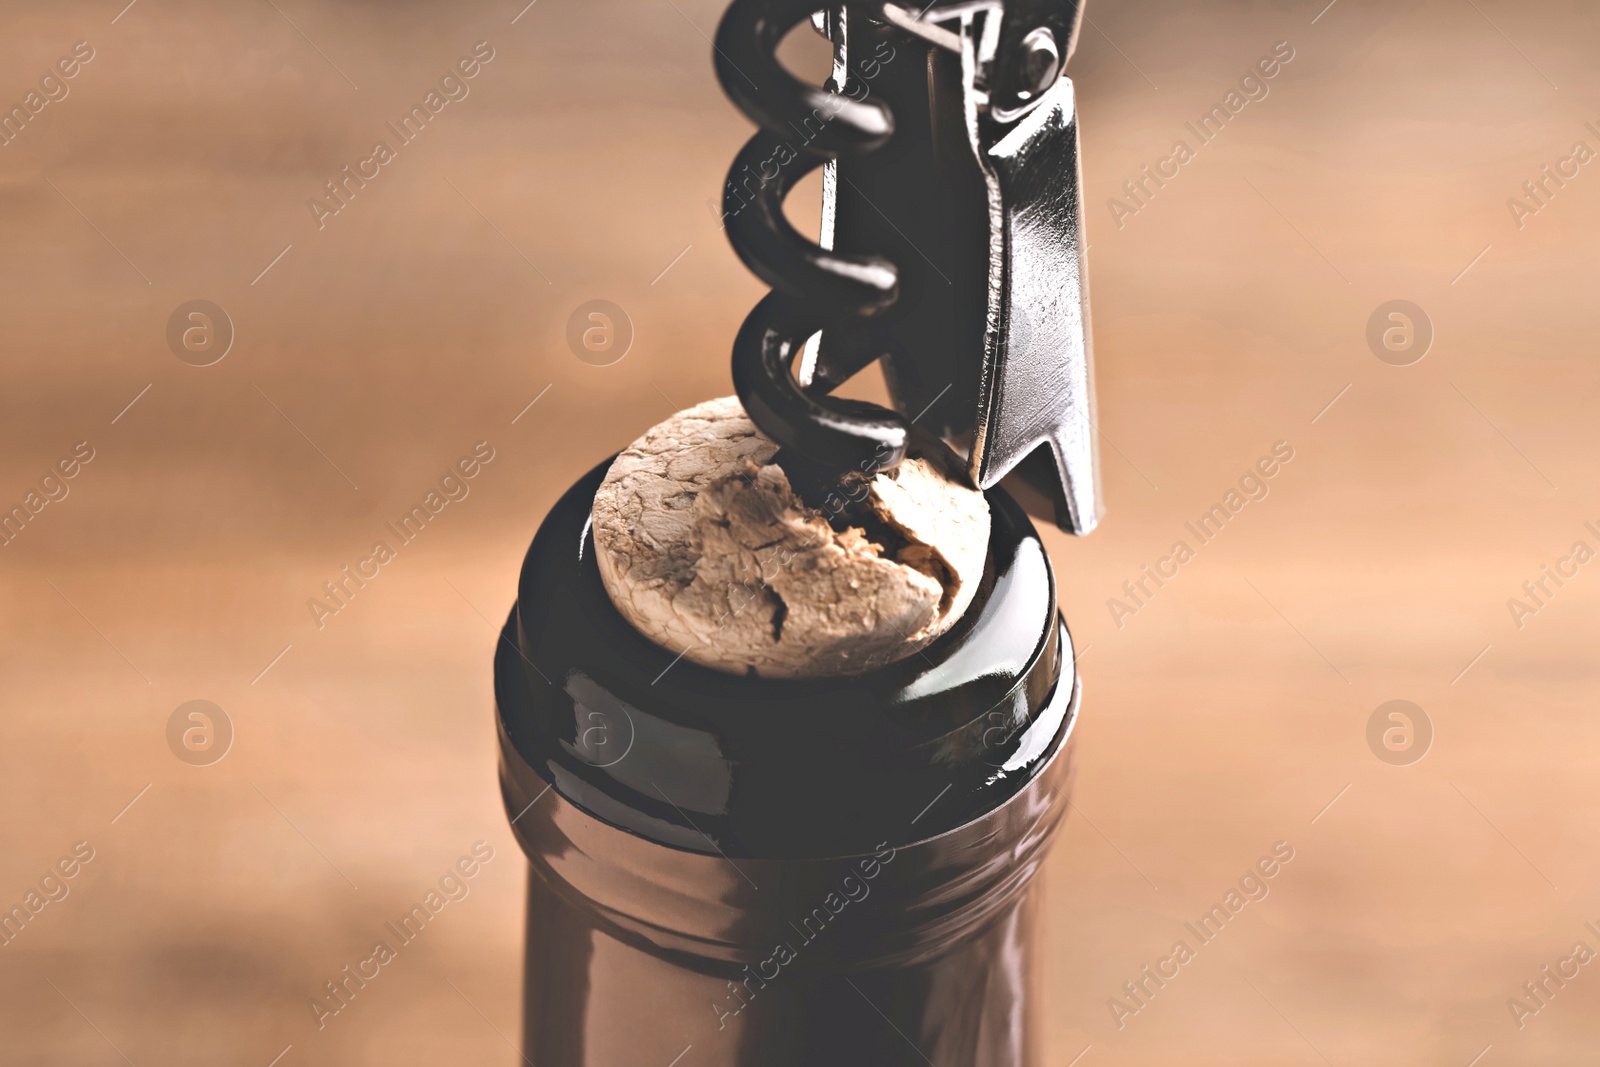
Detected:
[2,0,1599,1063]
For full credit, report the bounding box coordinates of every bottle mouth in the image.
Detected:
[495,459,1076,859]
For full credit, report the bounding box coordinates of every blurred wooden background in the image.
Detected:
[2,0,1600,1063]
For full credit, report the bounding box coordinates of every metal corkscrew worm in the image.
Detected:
[714,0,912,476]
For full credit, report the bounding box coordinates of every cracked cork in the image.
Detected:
[591,396,991,678]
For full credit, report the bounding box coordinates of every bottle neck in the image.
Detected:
[497,459,1076,859]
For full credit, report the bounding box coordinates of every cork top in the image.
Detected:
[590,396,992,678]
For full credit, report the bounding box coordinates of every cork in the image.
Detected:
[591,396,991,678]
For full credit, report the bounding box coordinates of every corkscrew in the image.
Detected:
[715,0,1101,534]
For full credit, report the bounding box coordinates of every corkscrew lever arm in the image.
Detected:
[834,0,1100,534]
[966,4,1101,537]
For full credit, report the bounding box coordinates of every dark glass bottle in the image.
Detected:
[495,461,1080,1066]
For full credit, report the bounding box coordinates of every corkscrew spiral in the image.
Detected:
[713,0,912,476]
